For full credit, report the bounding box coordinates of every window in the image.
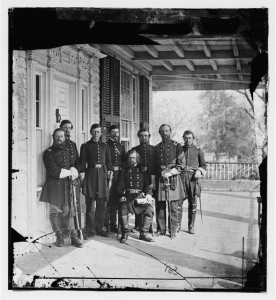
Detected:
[133,76,138,123]
[121,70,131,143]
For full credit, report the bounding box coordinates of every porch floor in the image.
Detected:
[13,190,260,290]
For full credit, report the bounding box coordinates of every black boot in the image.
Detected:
[50,213,64,247]
[177,205,183,233]
[120,215,129,243]
[71,230,84,248]
[188,202,197,234]
[140,216,154,242]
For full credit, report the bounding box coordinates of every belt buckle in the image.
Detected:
[161,165,166,170]
[113,166,119,171]
[184,166,191,172]
[95,164,101,168]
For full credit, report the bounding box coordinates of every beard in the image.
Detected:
[53,140,65,147]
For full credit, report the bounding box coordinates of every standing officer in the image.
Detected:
[179,130,206,234]
[80,124,112,238]
[105,124,126,232]
[116,149,154,243]
[60,120,84,238]
[151,124,186,238]
[131,128,154,231]
[39,128,83,248]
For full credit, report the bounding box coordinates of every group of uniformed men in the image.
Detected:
[40,121,206,248]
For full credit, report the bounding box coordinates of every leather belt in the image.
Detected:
[126,189,142,194]
[161,164,175,170]
[89,164,102,168]
[112,166,121,171]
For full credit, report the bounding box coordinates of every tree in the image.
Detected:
[151,96,198,145]
[196,90,255,162]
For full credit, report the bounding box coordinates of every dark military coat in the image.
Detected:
[65,138,80,171]
[80,139,112,199]
[181,144,206,199]
[116,164,152,214]
[39,143,71,208]
[107,138,126,202]
[152,139,186,201]
[132,143,154,174]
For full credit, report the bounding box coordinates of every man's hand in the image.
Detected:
[120,197,126,202]
[194,170,202,179]
[151,175,156,190]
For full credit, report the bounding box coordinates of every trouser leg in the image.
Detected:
[49,213,64,247]
[85,197,96,235]
[188,197,197,234]
[120,204,129,243]
[95,198,106,233]
[109,202,118,230]
[135,214,143,229]
[168,200,178,237]
[177,199,184,233]
[156,201,166,234]
[140,205,154,242]
[104,201,110,229]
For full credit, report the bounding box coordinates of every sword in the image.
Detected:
[164,178,172,240]
[196,179,203,224]
[72,181,83,240]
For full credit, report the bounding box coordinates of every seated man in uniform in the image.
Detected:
[116,149,154,243]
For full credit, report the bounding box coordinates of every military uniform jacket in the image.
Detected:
[80,139,112,199]
[181,144,206,198]
[107,138,126,201]
[116,165,152,214]
[152,139,186,201]
[39,144,71,207]
[65,138,80,171]
[182,144,206,172]
[132,143,154,174]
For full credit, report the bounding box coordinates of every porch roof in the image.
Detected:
[10,8,268,91]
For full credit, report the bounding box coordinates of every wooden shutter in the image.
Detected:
[139,75,149,129]
[100,56,120,142]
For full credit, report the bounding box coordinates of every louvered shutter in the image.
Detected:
[139,76,149,129]
[100,56,120,142]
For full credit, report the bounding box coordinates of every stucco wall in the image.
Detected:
[12,50,29,236]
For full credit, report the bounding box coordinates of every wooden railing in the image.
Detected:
[205,162,260,180]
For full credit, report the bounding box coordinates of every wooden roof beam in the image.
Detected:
[172,41,185,58]
[152,65,250,76]
[236,58,241,71]
[209,59,218,71]
[232,38,239,57]
[160,61,173,72]
[133,50,254,61]
[185,60,195,71]
[143,45,158,58]
[202,43,212,57]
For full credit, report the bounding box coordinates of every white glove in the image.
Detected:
[120,197,126,202]
[60,169,71,178]
[194,170,202,179]
[70,167,78,180]
[162,172,172,179]
[145,194,154,205]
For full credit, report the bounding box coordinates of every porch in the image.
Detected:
[13,189,260,290]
